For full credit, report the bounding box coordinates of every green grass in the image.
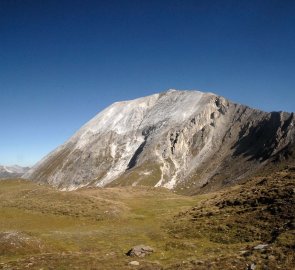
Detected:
[108,163,163,187]
[0,169,294,269]
[0,180,196,269]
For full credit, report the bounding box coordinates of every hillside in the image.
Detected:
[166,166,295,269]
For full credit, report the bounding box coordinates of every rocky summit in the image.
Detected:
[23,90,295,192]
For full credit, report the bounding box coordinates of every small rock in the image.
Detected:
[240,250,250,255]
[253,244,268,250]
[247,263,256,270]
[126,245,154,257]
[129,261,140,266]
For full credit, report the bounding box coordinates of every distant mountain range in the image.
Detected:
[0,165,30,179]
[24,90,295,193]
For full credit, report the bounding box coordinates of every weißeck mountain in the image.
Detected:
[24,90,295,193]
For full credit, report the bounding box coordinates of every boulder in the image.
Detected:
[126,245,154,257]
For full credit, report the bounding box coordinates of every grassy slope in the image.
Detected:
[0,167,294,269]
[166,167,295,269]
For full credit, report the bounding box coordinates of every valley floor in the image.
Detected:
[0,168,294,269]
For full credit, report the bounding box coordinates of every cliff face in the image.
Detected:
[23,90,295,192]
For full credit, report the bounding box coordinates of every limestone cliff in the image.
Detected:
[23,90,295,192]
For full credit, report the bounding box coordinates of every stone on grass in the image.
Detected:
[253,244,268,250]
[126,245,154,257]
[247,263,256,270]
[129,261,140,266]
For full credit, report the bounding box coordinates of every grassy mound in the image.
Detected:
[167,167,295,269]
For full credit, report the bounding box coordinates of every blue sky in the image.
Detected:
[0,0,294,166]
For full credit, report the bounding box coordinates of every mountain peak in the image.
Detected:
[24,90,295,192]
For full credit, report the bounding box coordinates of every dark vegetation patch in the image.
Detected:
[166,167,295,269]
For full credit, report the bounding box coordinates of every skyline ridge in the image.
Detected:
[1,0,294,166]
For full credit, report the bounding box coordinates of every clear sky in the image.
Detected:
[0,0,294,166]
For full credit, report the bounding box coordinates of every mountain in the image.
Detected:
[23,90,295,192]
[0,165,30,179]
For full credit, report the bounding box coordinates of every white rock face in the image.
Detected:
[24,89,295,192]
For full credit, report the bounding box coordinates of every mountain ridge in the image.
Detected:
[23,89,295,192]
[0,165,30,179]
